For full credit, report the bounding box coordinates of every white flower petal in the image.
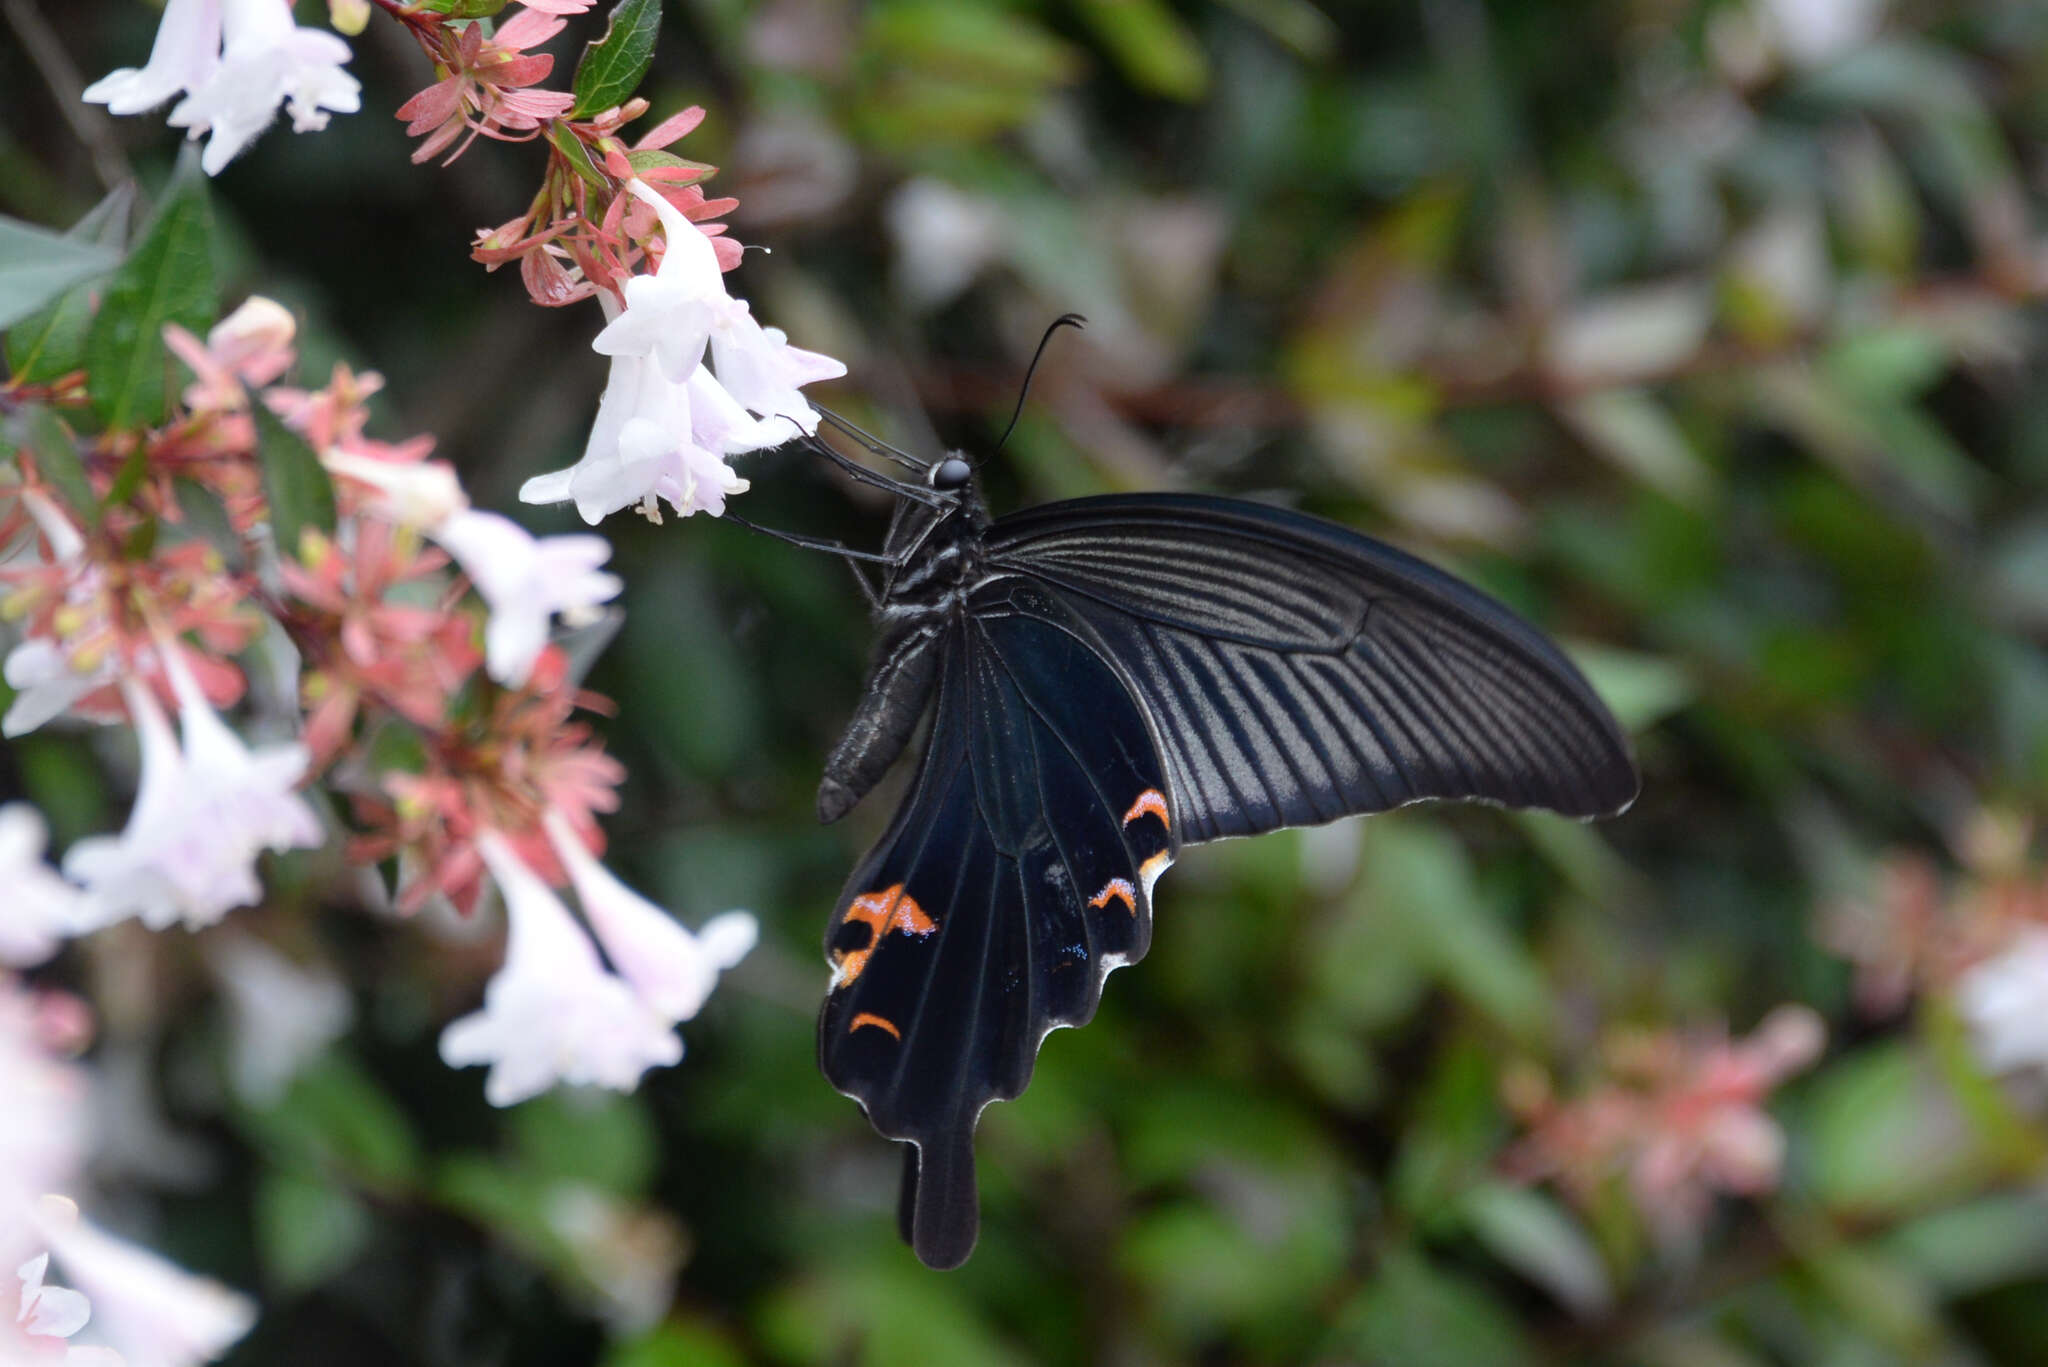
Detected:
[1958,929,2048,1078]
[81,0,223,115]
[0,990,86,1267]
[438,835,682,1106]
[431,511,621,687]
[543,812,755,1023]
[164,0,358,175]
[17,1253,93,1339]
[320,450,468,529]
[35,1197,256,1367]
[0,803,95,967]
[61,668,321,933]
[3,639,116,739]
[707,310,845,433]
[589,181,734,382]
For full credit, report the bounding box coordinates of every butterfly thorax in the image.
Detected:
[817,482,990,825]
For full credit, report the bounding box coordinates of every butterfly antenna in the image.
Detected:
[992,313,1086,460]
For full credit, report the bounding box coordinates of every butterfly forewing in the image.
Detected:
[819,582,1175,1268]
[985,493,1638,843]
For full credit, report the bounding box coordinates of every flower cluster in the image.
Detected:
[1818,808,2048,1083]
[1503,1005,1827,1249]
[439,822,755,1106]
[0,976,255,1366]
[520,180,845,524]
[83,0,360,175]
[84,2,846,531]
[2,296,750,1106]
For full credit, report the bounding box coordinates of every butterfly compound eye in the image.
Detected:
[931,457,973,490]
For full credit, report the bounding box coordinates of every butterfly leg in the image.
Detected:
[722,513,908,569]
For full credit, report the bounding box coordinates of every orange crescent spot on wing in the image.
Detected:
[1122,788,1171,831]
[1088,877,1138,916]
[849,1012,902,1040]
[1139,849,1173,901]
[831,884,937,988]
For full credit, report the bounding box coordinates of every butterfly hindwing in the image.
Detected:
[985,493,1638,843]
[819,581,1174,1267]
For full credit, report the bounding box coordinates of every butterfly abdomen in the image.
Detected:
[819,511,988,824]
[818,629,941,823]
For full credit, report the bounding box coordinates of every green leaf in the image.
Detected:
[757,1263,1036,1367]
[1461,1183,1613,1318]
[511,1090,657,1197]
[1071,0,1209,100]
[416,0,508,15]
[547,120,609,190]
[253,403,337,557]
[570,0,661,119]
[255,1171,372,1291]
[102,445,150,510]
[1565,641,1697,733]
[1885,1192,2048,1298]
[14,404,97,524]
[241,1057,422,1191]
[7,184,134,385]
[1360,819,1551,1041]
[84,150,217,431]
[1330,1249,1538,1367]
[603,1323,749,1367]
[1799,1039,1990,1218]
[624,148,714,183]
[0,212,121,333]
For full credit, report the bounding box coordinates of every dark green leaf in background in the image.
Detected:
[1071,0,1210,100]
[83,149,217,431]
[570,0,661,119]
[253,402,338,557]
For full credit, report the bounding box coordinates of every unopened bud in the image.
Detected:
[329,0,371,35]
[211,295,297,358]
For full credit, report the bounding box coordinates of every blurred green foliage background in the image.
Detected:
[8,0,2048,1362]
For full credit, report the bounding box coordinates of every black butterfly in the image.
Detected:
[775,406,1637,1269]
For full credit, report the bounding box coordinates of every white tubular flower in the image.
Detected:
[62,663,323,934]
[0,638,115,741]
[167,0,361,175]
[0,805,94,968]
[438,834,682,1107]
[0,984,86,1265]
[519,354,753,525]
[1957,929,2048,1079]
[319,450,469,529]
[706,304,845,435]
[81,0,222,116]
[206,937,353,1104]
[591,180,737,382]
[35,1197,256,1367]
[543,811,755,1024]
[429,510,621,688]
[4,492,106,741]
